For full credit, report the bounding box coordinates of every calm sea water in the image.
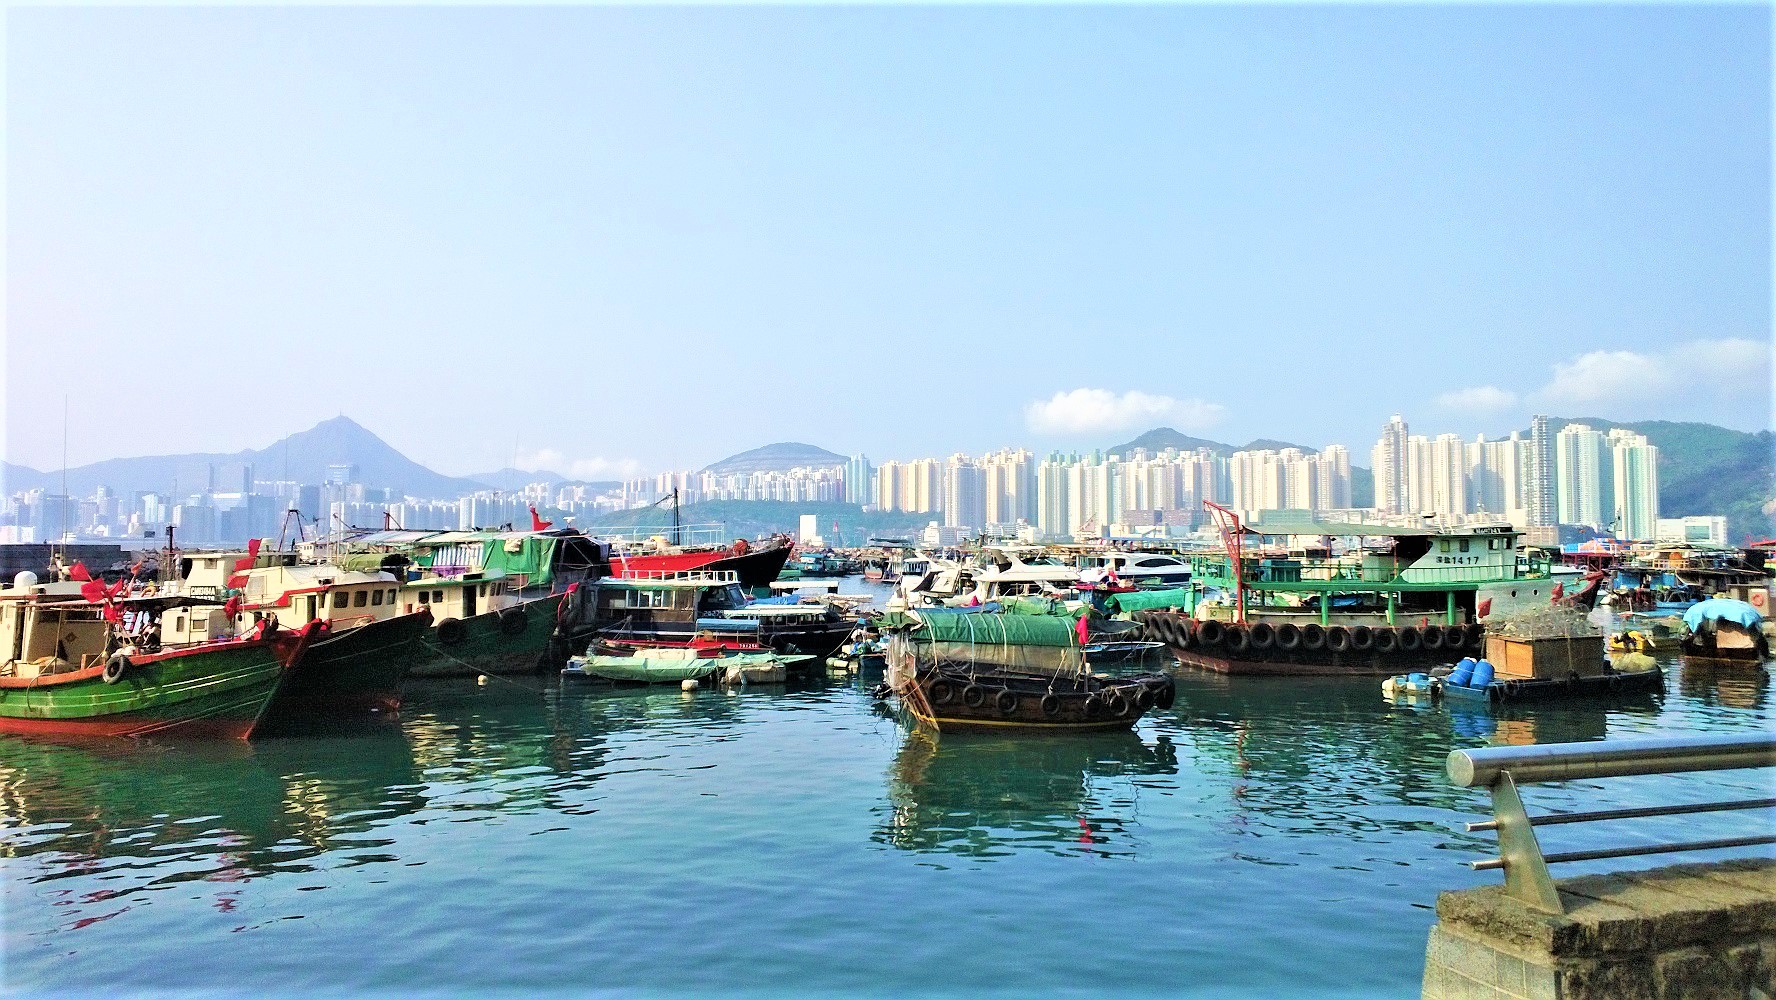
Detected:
[4,581,1772,998]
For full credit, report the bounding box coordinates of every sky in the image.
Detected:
[6,4,1771,480]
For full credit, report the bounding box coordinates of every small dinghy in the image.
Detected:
[563,645,811,685]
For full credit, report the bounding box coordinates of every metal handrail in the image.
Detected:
[1448,734,1776,913]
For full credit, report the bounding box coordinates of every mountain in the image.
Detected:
[703,442,846,475]
[2,416,488,499]
[1528,418,1775,543]
[1106,427,1317,456]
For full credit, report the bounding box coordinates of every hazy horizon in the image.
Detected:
[7,6,1770,480]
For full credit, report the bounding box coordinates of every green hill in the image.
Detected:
[1532,418,1775,543]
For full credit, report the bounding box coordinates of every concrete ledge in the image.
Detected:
[1424,859,1776,1000]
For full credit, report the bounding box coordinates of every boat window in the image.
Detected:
[354,590,368,608]
[418,591,430,605]
[479,584,487,597]
[433,590,445,603]
[332,591,347,609]
[388,589,397,603]
[372,590,384,606]
[1439,541,1451,553]
[1459,539,1471,553]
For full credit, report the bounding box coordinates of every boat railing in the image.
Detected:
[1447,734,1776,914]
[1189,553,1551,588]
[615,569,741,584]
[584,523,729,547]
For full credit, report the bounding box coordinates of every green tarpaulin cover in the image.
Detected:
[913,612,1079,648]
[478,536,559,585]
[998,596,1087,619]
[1105,588,1193,614]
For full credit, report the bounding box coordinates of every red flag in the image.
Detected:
[223,595,242,618]
[68,562,92,582]
[1477,598,1492,618]
[529,506,553,532]
[107,578,128,600]
[1075,613,1091,646]
[80,581,107,603]
[1551,583,1565,602]
[227,538,262,590]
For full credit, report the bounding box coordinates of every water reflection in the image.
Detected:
[1677,660,1768,710]
[877,729,1179,858]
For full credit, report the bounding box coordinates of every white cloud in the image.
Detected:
[1537,338,1772,410]
[1024,388,1226,435]
[515,448,641,482]
[1435,385,1519,412]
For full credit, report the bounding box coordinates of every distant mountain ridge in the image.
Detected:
[465,467,622,493]
[2,416,489,499]
[1107,427,1318,456]
[703,442,846,475]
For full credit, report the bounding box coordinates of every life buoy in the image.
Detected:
[994,689,1018,715]
[1373,628,1398,653]
[1248,622,1275,649]
[1275,623,1301,650]
[1302,624,1327,650]
[1750,590,1769,611]
[1396,627,1422,651]
[1197,620,1225,647]
[102,653,130,685]
[498,607,530,636]
[1326,626,1351,653]
[1350,625,1374,651]
[1040,693,1062,716]
[436,618,469,645]
[929,679,957,705]
[962,685,987,709]
[1421,626,1444,651]
[1225,625,1250,653]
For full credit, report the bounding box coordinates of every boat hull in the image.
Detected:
[1140,611,1482,677]
[258,612,432,727]
[614,542,793,590]
[0,638,300,741]
[1442,667,1664,704]
[411,594,566,677]
[588,618,855,663]
[899,668,1173,733]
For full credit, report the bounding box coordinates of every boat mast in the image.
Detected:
[1204,501,1247,624]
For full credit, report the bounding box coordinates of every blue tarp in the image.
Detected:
[1683,598,1763,631]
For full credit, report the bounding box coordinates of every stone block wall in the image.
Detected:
[1423,858,1776,1000]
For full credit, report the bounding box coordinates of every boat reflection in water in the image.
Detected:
[1676,659,1768,711]
[0,723,421,927]
[877,729,1178,858]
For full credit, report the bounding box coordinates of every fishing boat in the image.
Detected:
[229,560,433,723]
[1680,599,1770,663]
[883,611,1174,733]
[1136,508,1554,676]
[608,535,795,590]
[562,644,811,685]
[0,573,316,740]
[323,526,607,676]
[559,571,859,665]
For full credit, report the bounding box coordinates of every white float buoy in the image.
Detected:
[681,678,700,692]
[477,675,489,686]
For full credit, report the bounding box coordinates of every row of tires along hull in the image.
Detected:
[1136,612,1486,658]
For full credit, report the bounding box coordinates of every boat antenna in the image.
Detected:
[672,488,681,548]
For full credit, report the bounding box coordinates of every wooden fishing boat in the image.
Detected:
[1679,598,1770,663]
[0,582,316,740]
[884,611,1174,733]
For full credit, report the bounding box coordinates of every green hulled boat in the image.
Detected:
[410,592,568,678]
[0,590,314,740]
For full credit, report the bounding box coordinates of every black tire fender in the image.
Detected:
[437,618,469,645]
[994,689,1018,715]
[962,685,987,709]
[102,654,130,685]
[929,679,957,705]
[498,607,530,636]
[1040,693,1062,716]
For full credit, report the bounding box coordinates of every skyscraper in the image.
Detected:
[1555,423,1614,530]
[1526,415,1556,529]
[1609,430,1660,540]
[1371,415,1410,514]
[844,454,873,506]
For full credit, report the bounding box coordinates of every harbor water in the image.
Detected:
[3,582,1771,998]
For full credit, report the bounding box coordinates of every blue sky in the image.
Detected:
[7,5,1769,479]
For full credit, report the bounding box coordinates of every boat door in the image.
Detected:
[300,595,318,623]
[462,584,477,619]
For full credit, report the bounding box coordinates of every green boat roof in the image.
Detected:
[912,612,1079,648]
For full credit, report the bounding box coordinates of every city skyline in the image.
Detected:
[6,5,1769,475]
